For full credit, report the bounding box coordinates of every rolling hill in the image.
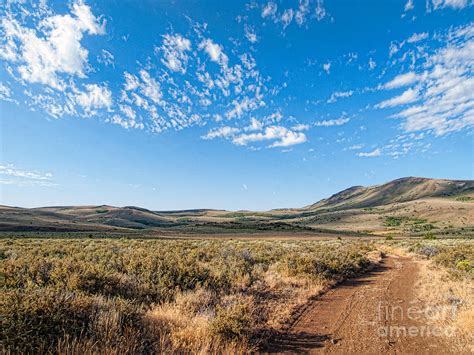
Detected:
[1,177,472,237]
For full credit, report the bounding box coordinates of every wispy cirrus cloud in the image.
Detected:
[314,117,349,126]
[260,0,329,29]
[0,164,57,187]
[327,90,353,103]
[357,148,381,157]
[428,0,472,11]
[378,24,474,136]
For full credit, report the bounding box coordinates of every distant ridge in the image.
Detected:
[0,177,472,233]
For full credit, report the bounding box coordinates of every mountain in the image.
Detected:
[1,177,473,236]
[307,177,474,211]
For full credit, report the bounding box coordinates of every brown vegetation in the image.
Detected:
[0,238,378,353]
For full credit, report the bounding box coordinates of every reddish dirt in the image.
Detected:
[269,255,455,354]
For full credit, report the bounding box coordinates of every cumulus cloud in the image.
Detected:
[109,114,144,130]
[159,33,191,73]
[74,83,112,115]
[199,39,228,66]
[262,2,278,18]
[245,117,264,131]
[244,25,258,43]
[232,126,307,148]
[0,1,105,89]
[314,117,350,126]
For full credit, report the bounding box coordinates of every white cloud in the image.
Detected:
[159,33,191,73]
[292,123,310,131]
[0,1,105,89]
[327,90,353,103]
[407,32,429,43]
[226,96,261,119]
[368,58,376,70]
[74,83,112,115]
[0,3,270,141]
[357,148,381,157]
[315,0,327,21]
[244,25,258,43]
[430,0,471,10]
[262,2,278,18]
[0,164,52,180]
[281,9,294,29]
[383,72,419,89]
[199,39,228,66]
[232,126,307,147]
[404,0,414,11]
[119,104,136,120]
[295,0,310,26]
[260,0,327,29]
[314,117,349,126]
[109,114,144,130]
[202,126,240,140]
[246,117,263,131]
[348,144,364,150]
[384,24,474,135]
[323,62,331,74]
[389,41,405,58]
[0,82,13,101]
[97,49,114,67]
[377,88,419,108]
[137,70,163,104]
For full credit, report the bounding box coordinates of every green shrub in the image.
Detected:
[456,260,472,272]
[210,301,254,341]
[0,238,378,353]
[423,232,436,240]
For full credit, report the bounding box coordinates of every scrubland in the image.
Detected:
[1,236,472,353]
[1,238,379,353]
[390,239,473,351]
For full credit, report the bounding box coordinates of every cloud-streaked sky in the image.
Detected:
[0,0,473,210]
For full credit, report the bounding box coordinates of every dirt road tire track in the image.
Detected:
[268,255,455,354]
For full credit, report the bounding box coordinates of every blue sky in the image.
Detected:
[0,0,473,210]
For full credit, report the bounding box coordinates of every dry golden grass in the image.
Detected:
[414,260,474,352]
[0,238,377,354]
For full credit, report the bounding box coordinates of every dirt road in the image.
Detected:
[270,255,455,354]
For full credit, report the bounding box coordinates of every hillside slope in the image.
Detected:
[307,177,474,211]
[1,177,472,236]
